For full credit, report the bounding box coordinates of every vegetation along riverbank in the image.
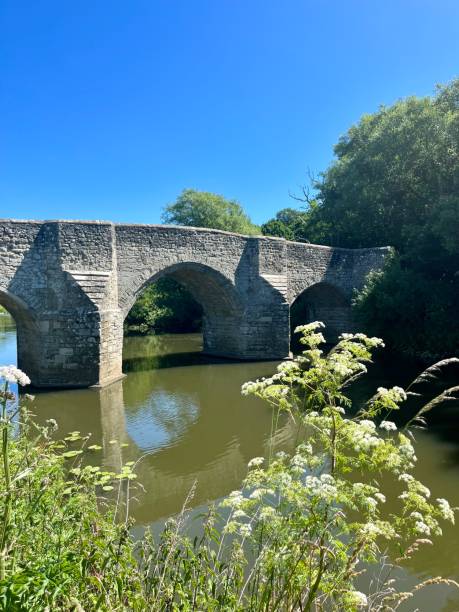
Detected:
[1,324,458,610]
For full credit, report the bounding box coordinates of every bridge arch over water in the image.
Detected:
[124,261,244,358]
[0,219,389,388]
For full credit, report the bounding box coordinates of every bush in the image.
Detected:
[354,255,459,361]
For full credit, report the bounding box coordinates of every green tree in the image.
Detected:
[261,207,310,242]
[307,80,459,250]
[292,78,459,360]
[162,188,260,235]
[125,277,202,334]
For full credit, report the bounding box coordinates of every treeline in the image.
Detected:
[262,78,459,361]
[128,78,459,361]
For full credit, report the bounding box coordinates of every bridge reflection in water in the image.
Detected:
[29,332,294,524]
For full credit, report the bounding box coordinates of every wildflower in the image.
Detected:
[436,498,455,523]
[222,490,244,509]
[294,321,324,334]
[380,420,397,431]
[239,524,252,537]
[259,507,276,520]
[415,521,431,536]
[415,483,431,499]
[399,473,414,483]
[0,365,31,387]
[247,456,264,469]
[46,418,58,431]
[359,419,376,430]
[346,591,368,608]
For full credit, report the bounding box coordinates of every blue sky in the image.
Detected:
[1,0,458,225]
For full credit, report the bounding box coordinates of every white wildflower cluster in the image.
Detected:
[296,442,313,456]
[294,321,324,334]
[360,520,395,539]
[416,483,431,499]
[352,482,385,511]
[328,355,354,378]
[339,332,385,348]
[397,435,417,465]
[305,474,337,500]
[259,506,277,521]
[247,456,264,469]
[376,385,407,406]
[350,419,384,453]
[345,590,368,608]
[238,523,252,538]
[0,365,31,387]
[399,478,430,502]
[290,453,309,474]
[415,520,431,536]
[379,420,397,431]
[222,490,244,509]
[241,379,265,396]
[436,498,455,523]
[277,361,298,374]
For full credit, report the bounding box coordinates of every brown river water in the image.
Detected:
[1,313,459,610]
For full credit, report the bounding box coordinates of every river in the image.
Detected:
[1,313,458,610]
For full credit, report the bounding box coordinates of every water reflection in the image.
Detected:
[0,312,17,364]
[0,314,459,609]
[4,324,293,523]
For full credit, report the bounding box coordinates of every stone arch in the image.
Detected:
[124,262,244,358]
[0,289,39,383]
[290,282,353,346]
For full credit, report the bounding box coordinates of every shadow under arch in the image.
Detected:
[290,281,353,349]
[0,289,40,381]
[123,262,244,358]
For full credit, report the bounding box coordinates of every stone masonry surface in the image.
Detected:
[0,220,390,388]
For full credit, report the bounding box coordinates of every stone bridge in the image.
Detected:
[0,220,389,388]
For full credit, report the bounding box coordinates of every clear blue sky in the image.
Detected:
[1,0,458,225]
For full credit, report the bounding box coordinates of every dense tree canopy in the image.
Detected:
[262,79,459,360]
[318,79,458,360]
[162,188,260,235]
[261,208,309,242]
[309,80,459,250]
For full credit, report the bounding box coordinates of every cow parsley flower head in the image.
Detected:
[0,365,31,387]
[380,420,397,431]
[415,521,431,536]
[248,456,264,469]
[436,498,455,523]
